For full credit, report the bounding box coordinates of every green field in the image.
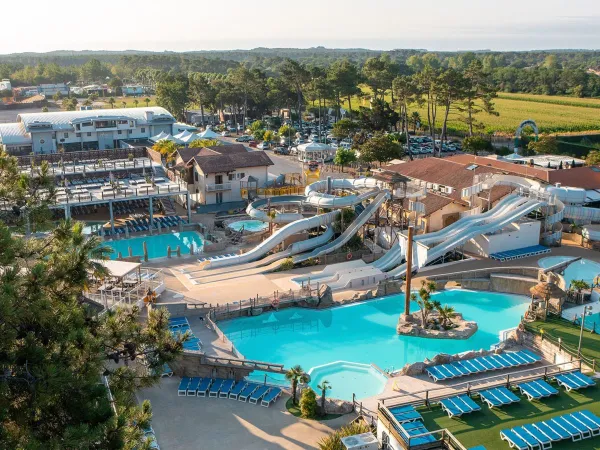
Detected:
[418,387,600,450]
[99,95,157,108]
[342,89,600,135]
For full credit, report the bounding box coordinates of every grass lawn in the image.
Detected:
[285,397,343,421]
[527,316,600,362]
[418,386,600,450]
[339,87,600,135]
[98,95,157,108]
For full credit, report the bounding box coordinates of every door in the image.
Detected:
[216,192,223,204]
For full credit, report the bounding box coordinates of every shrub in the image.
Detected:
[463,136,493,154]
[279,258,294,271]
[318,422,372,450]
[299,387,318,419]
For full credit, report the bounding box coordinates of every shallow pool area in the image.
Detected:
[308,361,388,400]
[538,256,600,287]
[227,220,268,233]
[104,231,204,260]
[219,289,530,400]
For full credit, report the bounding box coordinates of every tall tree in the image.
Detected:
[156,74,190,121]
[437,69,467,154]
[415,65,441,155]
[392,75,418,160]
[459,59,499,136]
[188,72,216,127]
[280,59,310,132]
[327,59,361,119]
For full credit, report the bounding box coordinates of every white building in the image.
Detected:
[297,142,336,162]
[0,79,12,91]
[172,145,273,206]
[0,107,176,155]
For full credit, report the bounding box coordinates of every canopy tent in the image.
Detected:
[197,128,219,139]
[91,259,141,279]
[151,132,184,144]
[297,142,335,163]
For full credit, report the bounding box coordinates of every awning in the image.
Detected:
[91,259,141,278]
[585,190,600,202]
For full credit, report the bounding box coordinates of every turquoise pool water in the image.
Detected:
[538,256,600,287]
[228,219,268,232]
[575,312,600,332]
[104,231,204,260]
[219,290,529,400]
[308,361,388,401]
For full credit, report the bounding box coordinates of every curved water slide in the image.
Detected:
[200,178,386,271]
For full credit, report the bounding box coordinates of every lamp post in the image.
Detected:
[577,305,593,358]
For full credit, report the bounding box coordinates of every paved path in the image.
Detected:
[139,377,352,450]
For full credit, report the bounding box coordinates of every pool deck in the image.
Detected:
[147,244,600,307]
[137,377,352,450]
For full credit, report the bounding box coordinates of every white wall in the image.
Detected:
[464,220,541,256]
[377,420,403,450]
[191,164,269,205]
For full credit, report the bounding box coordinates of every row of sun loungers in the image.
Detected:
[436,372,595,418]
[142,424,160,450]
[197,253,236,263]
[177,377,283,407]
[426,350,541,382]
[168,317,202,350]
[490,245,551,262]
[501,410,600,449]
[397,420,437,447]
[388,405,423,424]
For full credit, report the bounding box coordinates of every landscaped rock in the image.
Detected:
[323,398,354,415]
[396,310,478,339]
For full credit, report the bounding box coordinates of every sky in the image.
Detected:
[1,0,599,54]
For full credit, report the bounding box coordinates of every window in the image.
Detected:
[81,121,92,127]
[141,127,146,133]
[76,132,81,137]
[228,174,234,181]
[117,130,122,135]
[87,132,92,137]
[63,133,69,138]
[194,171,199,182]
[237,172,245,179]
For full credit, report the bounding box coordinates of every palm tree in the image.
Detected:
[121,101,127,109]
[416,280,437,327]
[411,111,421,133]
[285,365,308,405]
[317,380,331,416]
[437,304,457,329]
[144,97,151,107]
[133,99,139,108]
[108,97,116,109]
[83,99,92,107]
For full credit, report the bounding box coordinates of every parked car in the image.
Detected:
[228,126,237,133]
[221,131,231,137]
[235,135,252,142]
[294,138,305,145]
[257,141,271,150]
[249,141,257,148]
[273,147,290,155]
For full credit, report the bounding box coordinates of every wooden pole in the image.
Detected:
[404,226,414,316]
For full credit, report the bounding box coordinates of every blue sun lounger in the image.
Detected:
[512,425,547,450]
[229,381,247,400]
[550,417,583,441]
[559,415,592,439]
[440,395,480,418]
[389,405,423,424]
[209,378,225,397]
[178,377,190,396]
[570,411,600,436]
[238,383,259,402]
[249,385,271,404]
[197,378,212,397]
[500,429,531,450]
[219,379,235,398]
[161,363,173,378]
[534,421,566,442]
[521,424,553,449]
[399,421,437,446]
[186,377,201,396]
[554,371,595,391]
[169,317,189,328]
[261,387,282,407]
[480,387,520,408]
[518,379,559,401]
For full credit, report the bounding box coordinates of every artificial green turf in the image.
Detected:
[527,317,600,361]
[418,386,600,450]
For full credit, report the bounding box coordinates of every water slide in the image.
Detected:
[199,178,386,271]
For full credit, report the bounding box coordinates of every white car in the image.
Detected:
[257,141,270,150]
[221,131,231,137]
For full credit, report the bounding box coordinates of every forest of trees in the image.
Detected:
[1,48,600,98]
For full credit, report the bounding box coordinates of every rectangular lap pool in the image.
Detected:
[219,290,529,400]
[104,231,204,260]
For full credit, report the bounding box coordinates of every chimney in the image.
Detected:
[145,111,154,122]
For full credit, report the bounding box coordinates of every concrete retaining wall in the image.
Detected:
[151,302,210,318]
[490,274,538,295]
[169,352,253,380]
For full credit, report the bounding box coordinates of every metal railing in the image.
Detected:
[206,183,232,192]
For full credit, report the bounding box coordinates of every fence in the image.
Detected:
[16,147,148,167]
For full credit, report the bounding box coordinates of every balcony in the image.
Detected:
[206,183,232,192]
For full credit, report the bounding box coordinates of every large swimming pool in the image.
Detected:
[219,290,529,400]
[538,256,600,288]
[228,220,268,233]
[104,231,204,260]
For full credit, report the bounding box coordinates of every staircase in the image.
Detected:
[153,165,177,215]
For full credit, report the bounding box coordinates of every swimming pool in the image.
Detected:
[219,290,529,400]
[104,231,204,260]
[228,219,268,233]
[538,256,600,288]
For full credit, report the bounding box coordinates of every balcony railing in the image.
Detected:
[206,183,232,192]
